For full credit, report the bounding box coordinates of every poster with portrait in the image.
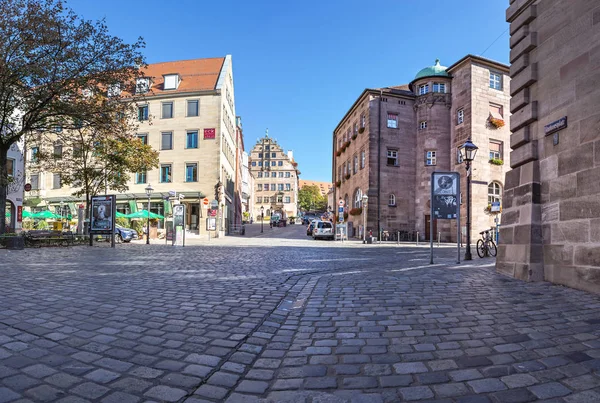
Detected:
[90,195,115,232]
[432,172,459,220]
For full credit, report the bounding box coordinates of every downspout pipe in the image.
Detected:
[377,90,382,240]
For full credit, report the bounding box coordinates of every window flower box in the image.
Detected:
[349,207,362,216]
[336,150,342,157]
[344,173,351,180]
[351,134,358,140]
[358,127,365,134]
[335,180,341,188]
[488,116,505,129]
[489,158,504,166]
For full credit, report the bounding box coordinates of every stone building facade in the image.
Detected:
[25,56,239,237]
[497,0,600,293]
[249,134,299,221]
[5,138,25,232]
[333,56,511,241]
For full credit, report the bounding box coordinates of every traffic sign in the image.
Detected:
[24,183,31,192]
[338,199,344,206]
[491,201,501,212]
[210,200,219,208]
[203,197,209,206]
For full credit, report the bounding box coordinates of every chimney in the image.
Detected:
[287,150,294,161]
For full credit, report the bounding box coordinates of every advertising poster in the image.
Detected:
[90,195,115,232]
[432,173,459,219]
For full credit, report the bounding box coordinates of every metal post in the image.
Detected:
[363,206,367,244]
[438,232,440,247]
[397,231,400,245]
[261,213,264,233]
[146,195,151,245]
[465,161,473,260]
[416,232,419,246]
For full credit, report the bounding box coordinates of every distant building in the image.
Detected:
[25,56,238,236]
[249,134,300,220]
[299,180,332,197]
[6,138,25,232]
[498,0,600,292]
[333,56,511,241]
[241,151,253,221]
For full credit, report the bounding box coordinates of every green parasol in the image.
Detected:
[32,210,61,220]
[124,209,164,220]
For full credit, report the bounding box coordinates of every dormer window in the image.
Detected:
[418,84,429,95]
[163,74,180,90]
[433,82,446,93]
[136,78,150,94]
[107,83,121,97]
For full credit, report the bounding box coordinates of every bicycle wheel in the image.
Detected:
[476,239,486,258]
[488,240,497,257]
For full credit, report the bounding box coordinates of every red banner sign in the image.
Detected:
[204,128,216,139]
[17,206,22,222]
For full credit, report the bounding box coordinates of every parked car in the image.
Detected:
[115,224,138,243]
[306,220,318,236]
[312,220,334,240]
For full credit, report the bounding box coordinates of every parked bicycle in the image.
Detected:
[477,228,497,258]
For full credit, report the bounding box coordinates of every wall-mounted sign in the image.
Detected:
[90,195,116,233]
[204,128,216,139]
[544,116,567,136]
[24,183,31,192]
[17,206,22,222]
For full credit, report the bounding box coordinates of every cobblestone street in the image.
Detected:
[1,227,600,402]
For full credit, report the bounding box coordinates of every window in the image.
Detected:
[257,196,262,203]
[270,184,276,191]
[161,102,173,119]
[137,134,148,145]
[488,182,502,205]
[489,103,504,119]
[271,172,276,178]
[6,158,14,177]
[258,153,263,158]
[265,145,270,151]
[387,113,398,128]
[272,153,276,158]
[490,71,502,90]
[457,148,464,164]
[426,150,436,166]
[433,82,446,93]
[258,161,262,166]
[107,83,121,97]
[387,150,398,166]
[342,164,347,177]
[353,122,358,134]
[419,84,429,95]
[187,100,199,117]
[160,165,172,183]
[285,172,291,178]
[489,140,503,160]
[136,78,150,94]
[353,155,358,174]
[389,194,396,206]
[161,132,173,150]
[251,161,256,166]
[277,195,283,203]
[354,188,363,208]
[186,163,198,182]
[138,105,149,121]
[271,161,276,166]
[278,172,284,178]
[285,183,291,191]
[136,171,147,184]
[419,121,427,130]
[257,184,263,191]
[278,184,284,191]
[457,109,464,125]
[347,161,351,175]
[278,161,283,166]
[164,74,179,90]
[53,174,61,189]
[53,144,63,159]
[30,147,39,162]
[257,172,262,178]
[30,174,39,190]
[54,125,62,133]
[361,114,366,128]
[284,196,291,203]
[361,150,366,169]
[186,131,198,148]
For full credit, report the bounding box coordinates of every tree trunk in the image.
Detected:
[86,190,92,246]
[0,147,9,235]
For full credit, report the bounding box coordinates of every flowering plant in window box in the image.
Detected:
[351,133,358,140]
[349,207,362,216]
[484,204,502,215]
[344,173,351,180]
[336,149,342,157]
[358,127,365,134]
[489,158,504,166]
[335,180,341,188]
[344,140,351,148]
[488,116,505,129]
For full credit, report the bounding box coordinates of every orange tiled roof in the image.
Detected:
[299,180,333,196]
[141,57,225,94]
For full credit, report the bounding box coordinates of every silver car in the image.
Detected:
[312,220,334,240]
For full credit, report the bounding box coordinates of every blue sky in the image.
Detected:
[69,0,509,182]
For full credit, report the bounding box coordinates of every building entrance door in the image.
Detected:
[190,204,199,230]
[425,215,437,241]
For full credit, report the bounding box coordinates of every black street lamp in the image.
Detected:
[459,138,478,260]
[260,206,264,233]
[145,184,153,245]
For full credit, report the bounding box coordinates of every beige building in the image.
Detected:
[249,134,299,220]
[497,0,600,293]
[25,56,239,236]
[299,180,332,197]
[333,55,511,241]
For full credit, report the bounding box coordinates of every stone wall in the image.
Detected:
[499,0,600,292]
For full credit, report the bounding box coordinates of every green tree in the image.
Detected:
[0,0,145,233]
[298,185,327,212]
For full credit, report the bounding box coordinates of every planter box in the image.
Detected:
[5,236,25,250]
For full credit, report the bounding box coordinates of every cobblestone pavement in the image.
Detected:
[1,227,600,402]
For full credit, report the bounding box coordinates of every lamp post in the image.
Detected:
[145,184,153,245]
[59,201,64,230]
[362,194,369,243]
[459,139,478,260]
[260,206,264,233]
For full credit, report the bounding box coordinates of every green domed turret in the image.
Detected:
[414,59,449,80]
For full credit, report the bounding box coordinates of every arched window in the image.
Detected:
[344,194,349,210]
[389,194,396,206]
[354,189,363,208]
[488,182,502,205]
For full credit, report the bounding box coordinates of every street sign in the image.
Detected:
[210,199,219,208]
[168,190,176,197]
[338,199,344,206]
[203,197,209,206]
[338,206,344,223]
[24,183,31,192]
[491,201,501,212]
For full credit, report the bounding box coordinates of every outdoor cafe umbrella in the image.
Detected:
[5,210,33,218]
[115,211,127,218]
[31,210,61,220]
[124,209,164,220]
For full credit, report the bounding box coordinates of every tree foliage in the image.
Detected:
[0,0,146,233]
[298,185,327,212]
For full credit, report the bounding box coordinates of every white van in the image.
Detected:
[312,220,334,240]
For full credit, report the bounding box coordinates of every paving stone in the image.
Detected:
[2,375,40,391]
[272,378,303,390]
[468,378,507,393]
[100,391,140,403]
[562,374,600,390]
[71,382,110,399]
[84,369,120,384]
[207,371,240,387]
[342,377,378,389]
[0,388,21,403]
[490,388,537,403]
[449,369,483,382]
[432,383,470,398]
[528,382,572,399]
[236,380,269,394]
[195,384,229,400]
[416,371,450,384]
[393,362,428,374]
[144,385,187,402]
[564,390,600,402]
[379,375,413,387]
[500,373,538,388]
[398,386,434,401]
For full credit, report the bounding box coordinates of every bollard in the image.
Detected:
[416,232,419,246]
[438,232,440,247]
[397,231,400,245]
